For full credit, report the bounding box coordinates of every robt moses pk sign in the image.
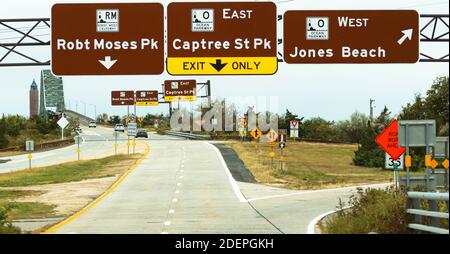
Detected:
[51,3,164,75]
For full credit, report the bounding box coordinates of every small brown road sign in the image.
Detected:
[51,3,164,75]
[164,80,197,102]
[136,91,159,106]
[111,91,134,106]
[284,10,419,64]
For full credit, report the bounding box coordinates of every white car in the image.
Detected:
[114,124,125,132]
[88,121,97,128]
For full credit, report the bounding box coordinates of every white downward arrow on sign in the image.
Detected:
[397,29,413,45]
[99,56,117,70]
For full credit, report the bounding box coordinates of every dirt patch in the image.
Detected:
[0,176,118,216]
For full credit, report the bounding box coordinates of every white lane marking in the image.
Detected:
[181,165,185,168]
[306,206,352,234]
[177,183,182,186]
[179,176,183,179]
[206,142,247,203]
[175,190,180,194]
[161,231,169,234]
[169,209,175,214]
[172,198,178,202]
[180,169,184,173]
[164,221,171,226]
[246,183,389,202]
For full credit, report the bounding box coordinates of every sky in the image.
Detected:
[0,0,448,121]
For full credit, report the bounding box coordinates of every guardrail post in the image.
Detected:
[428,199,440,228]
[412,198,422,224]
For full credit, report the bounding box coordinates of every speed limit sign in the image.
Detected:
[385,153,404,170]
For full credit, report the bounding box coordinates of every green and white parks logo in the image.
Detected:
[97,9,119,32]
[306,17,329,40]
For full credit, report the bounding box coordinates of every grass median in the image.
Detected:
[228,141,394,189]
[0,154,141,187]
[0,154,143,231]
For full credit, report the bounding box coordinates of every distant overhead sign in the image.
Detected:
[284,10,419,64]
[167,2,277,75]
[164,80,197,102]
[375,119,406,161]
[111,91,134,106]
[136,90,158,106]
[51,3,164,75]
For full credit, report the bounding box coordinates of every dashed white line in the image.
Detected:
[177,183,182,186]
[169,209,175,214]
[172,198,178,202]
[164,221,171,226]
[175,190,180,194]
[161,231,169,234]
[179,176,183,179]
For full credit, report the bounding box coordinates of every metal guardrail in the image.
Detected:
[165,131,211,140]
[406,191,449,234]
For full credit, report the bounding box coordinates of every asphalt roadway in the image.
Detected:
[0,125,176,174]
[46,137,388,234]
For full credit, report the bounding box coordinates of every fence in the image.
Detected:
[406,191,449,234]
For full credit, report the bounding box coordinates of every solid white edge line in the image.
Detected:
[306,206,352,234]
[247,183,390,202]
[206,142,248,203]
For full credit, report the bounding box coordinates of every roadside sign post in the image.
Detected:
[375,119,406,190]
[398,120,436,190]
[290,120,299,140]
[57,116,69,141]
[127,122,137,155]
[25,140,34,169]
[113,131,119,156]
[74,135,81,161]
[279,134,286,171]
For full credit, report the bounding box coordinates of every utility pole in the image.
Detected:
[369,99,375,121]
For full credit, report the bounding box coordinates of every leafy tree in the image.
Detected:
[352,107,392,168]
[399,76,449,135]
[107,115,121,125]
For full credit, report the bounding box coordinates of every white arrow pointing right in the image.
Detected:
[397,29,413,45]
[99,56,117,70]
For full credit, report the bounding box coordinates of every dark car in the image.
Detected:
[135,129,148,138]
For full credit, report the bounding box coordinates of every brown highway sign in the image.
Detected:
[284,10,419,63]
[164,80,197,102]
[51,3,164,75]
[167,2,277,75]
[111,91,134,106]
[136,90,159,106]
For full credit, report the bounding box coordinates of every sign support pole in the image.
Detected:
[425,124,430,190]
[29,154,32,170]
[406,124,410,188]
[77,135,80,161]
[114,133,118,156]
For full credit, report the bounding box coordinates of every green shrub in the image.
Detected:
[324,188,411,234]
[0,204,21,234]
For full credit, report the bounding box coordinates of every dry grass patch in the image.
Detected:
[228,141,394,189]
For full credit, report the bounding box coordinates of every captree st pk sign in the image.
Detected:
[51,3,164,75]
[167,2,277,75]
[284,10,419,63]
[136,90,159,106]
[164,80,197,102]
